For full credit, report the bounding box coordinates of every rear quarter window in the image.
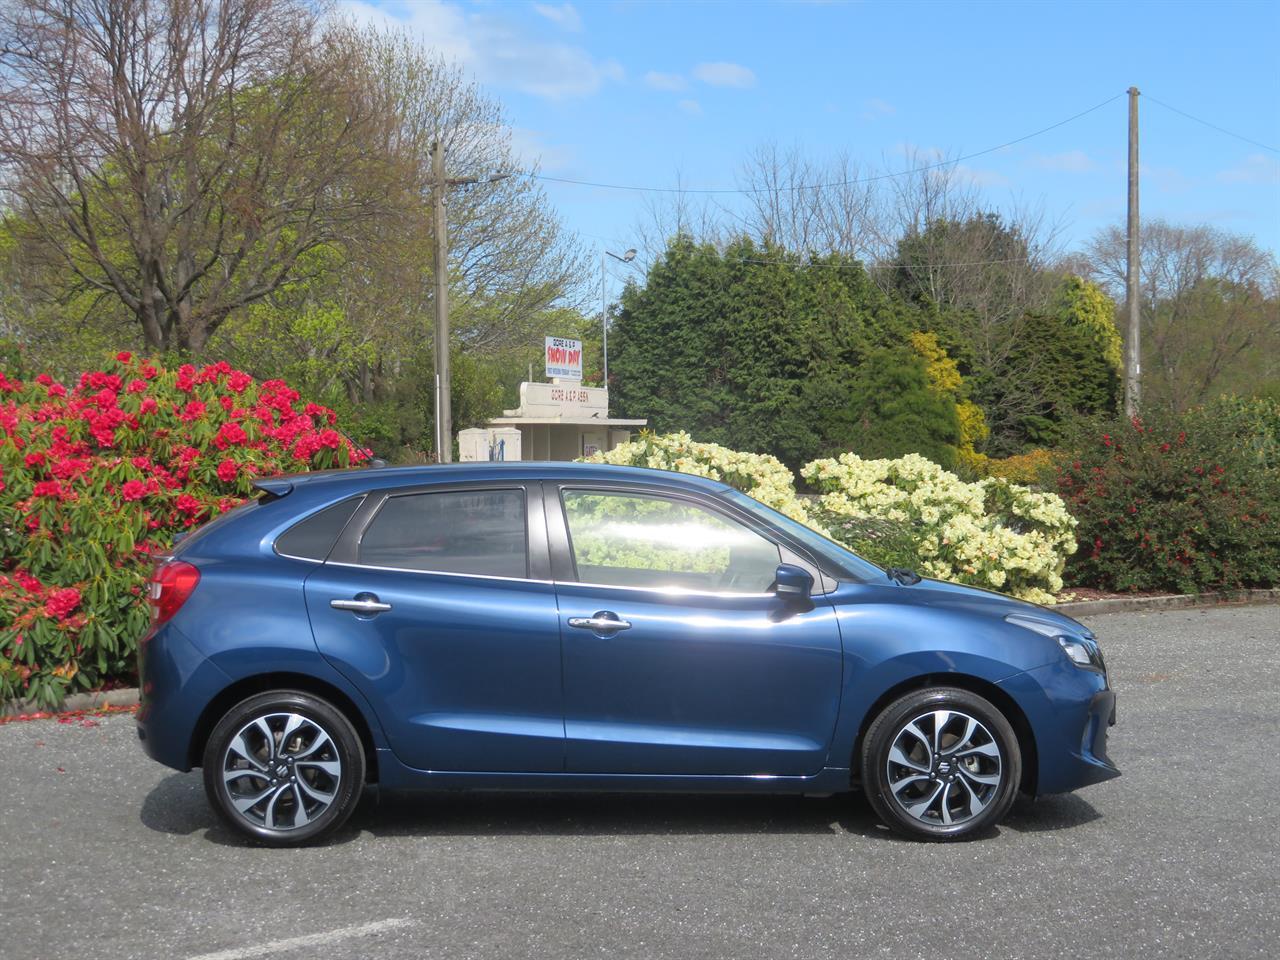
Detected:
[275,497,365,561]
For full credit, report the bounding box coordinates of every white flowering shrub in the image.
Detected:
[583,431,811,522]
[801,452,1077,604]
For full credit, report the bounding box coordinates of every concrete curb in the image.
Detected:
[1,686,140,719]
[1055,588,1280,617]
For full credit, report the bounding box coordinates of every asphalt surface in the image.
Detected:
[1,605,1277,960]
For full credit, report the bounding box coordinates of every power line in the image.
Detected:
[523,92,1126,195]
[1144,94,1279,154]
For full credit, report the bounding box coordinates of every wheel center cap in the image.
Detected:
[937,759,952,774]
[274,763,289,777]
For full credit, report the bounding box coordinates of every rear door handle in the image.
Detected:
[568,613,632,632]
[331,597,392,615]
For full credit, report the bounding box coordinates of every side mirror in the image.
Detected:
[774,563,813,599]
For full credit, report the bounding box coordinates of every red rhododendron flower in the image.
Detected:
[116,351,132,362]
[44,588,82,620]
[179,400,207,422]
[2,358,367,707]
[120,480,148,502]
[214,422,248,449]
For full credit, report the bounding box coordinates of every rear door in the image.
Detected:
[546,483,844,777]
[304,482,564,772]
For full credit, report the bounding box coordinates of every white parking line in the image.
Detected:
[186,918,414,960]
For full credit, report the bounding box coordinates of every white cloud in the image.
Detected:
[1032,150,1096,173]
[693,61,757,88]
[954,165,1010,188]
[338,0,619,100]
[678,99,703,116]
[1217,153,1280,185]
[860,97,895,120]
[508,127,575,172]
[644,71,687,92]
[533,2,583,32]
[1140,162,1194,195]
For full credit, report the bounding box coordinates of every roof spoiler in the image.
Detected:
[253,478,294,500]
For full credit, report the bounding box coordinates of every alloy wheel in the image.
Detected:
[884,709,1003,827]
[220,712,343,832]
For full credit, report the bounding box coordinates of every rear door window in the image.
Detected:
[357,489,528,579]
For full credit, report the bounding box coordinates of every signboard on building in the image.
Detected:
[544,336,582,381]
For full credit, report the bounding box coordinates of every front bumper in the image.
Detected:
[1000,658,1120,795]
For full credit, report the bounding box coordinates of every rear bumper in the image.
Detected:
[1000,660,1120,795]
[136,622,231,772]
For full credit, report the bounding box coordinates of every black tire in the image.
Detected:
[860,686,1021,842]
[202,690,366,846]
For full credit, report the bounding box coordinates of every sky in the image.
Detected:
[342,0,1280,268]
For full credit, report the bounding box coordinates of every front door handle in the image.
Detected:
[331,597,392,615]
[568,612,632,633]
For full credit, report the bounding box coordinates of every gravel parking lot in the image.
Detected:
[0,605,1277,960]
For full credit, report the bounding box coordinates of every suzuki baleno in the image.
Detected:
[137,462,1118,844]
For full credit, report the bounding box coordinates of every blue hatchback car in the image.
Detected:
[137,462,1118,844]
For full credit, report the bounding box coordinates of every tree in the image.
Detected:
[1083,219,1280,412]
[832,344,962,468]
[610,234,926,467]
[0,0,405,353]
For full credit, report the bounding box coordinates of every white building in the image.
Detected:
[458,381,646,462]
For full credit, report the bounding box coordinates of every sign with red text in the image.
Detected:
[544,336,583,381]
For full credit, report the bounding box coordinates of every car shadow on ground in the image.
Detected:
[140,772,1102,846]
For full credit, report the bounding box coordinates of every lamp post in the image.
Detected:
[430,141,510,462]
[600,247,636,390]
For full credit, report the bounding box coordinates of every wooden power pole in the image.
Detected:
[1124,86,1141,418]
[428,144,511,463]
[431,141,452,462]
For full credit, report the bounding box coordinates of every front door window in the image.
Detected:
[561,490,780,593]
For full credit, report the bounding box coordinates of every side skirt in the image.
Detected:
[373,751,853,795]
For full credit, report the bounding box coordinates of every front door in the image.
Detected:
[548,486,844,777]
[305,484,563,772]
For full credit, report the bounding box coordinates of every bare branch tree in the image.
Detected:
[0,0,404,353]
[1083,219,1279,410]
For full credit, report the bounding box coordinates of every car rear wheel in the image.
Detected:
[202,690,365,846]
[860,687,1021,841]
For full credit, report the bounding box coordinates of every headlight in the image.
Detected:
[1006,614,1106,672]
[1056,637,1095,666]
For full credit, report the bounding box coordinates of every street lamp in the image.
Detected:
[601,247,636,390]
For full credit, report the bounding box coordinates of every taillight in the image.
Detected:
[148,560,200,625]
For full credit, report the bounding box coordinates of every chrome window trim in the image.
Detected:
[325,559,553,586]
[275,551,325,564]
[555,578,776,599]
[321,560,773,599]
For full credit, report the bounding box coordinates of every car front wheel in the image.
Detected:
[202,690,366,846]
[860,687,1021,841]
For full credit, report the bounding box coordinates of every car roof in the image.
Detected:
[254,461,735,499]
